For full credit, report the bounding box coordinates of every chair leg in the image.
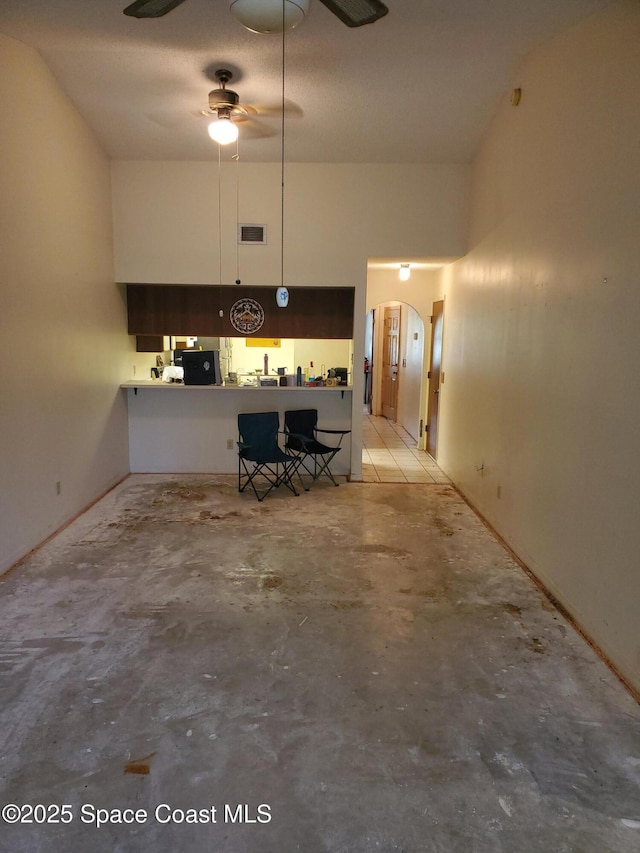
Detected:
[277,460,300,496]
[289,453,310,492]
[312,451,340,486]
[239,459,277,501]
[296,455,317,490]
[239,456,301,501]
[239,457,264,500]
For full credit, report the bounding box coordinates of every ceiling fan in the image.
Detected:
[123,0,389,29]
[200,68,295,143]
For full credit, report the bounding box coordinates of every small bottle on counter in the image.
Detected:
[264,354,269,375]
[296,366,302,386]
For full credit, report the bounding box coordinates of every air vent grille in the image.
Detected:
[238,224,267,245]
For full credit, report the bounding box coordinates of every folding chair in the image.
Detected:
[284,409,351,487]
[237,412,301,502]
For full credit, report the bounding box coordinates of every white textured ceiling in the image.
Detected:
[0,0,611,163]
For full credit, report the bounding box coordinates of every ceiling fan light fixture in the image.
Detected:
[229,0,310,34]
[399,263,411,281]
[208,114,239,145]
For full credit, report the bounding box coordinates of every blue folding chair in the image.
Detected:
[238,412,301,501]
[284,408,351,487]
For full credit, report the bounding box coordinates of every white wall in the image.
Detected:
[0,35,130,572]
[438,1,640,691]
[112,162,469,287]
[366,267,444,323]
[112,161,469,479]
[125,387,352,476]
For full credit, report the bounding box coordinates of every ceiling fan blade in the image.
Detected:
[236,119,279,140]
[123,0,188,18]
[245,100,304,120]
[197,100,303,121]
[316,0,388,27]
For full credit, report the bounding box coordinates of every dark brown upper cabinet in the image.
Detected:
[126,284,354,339]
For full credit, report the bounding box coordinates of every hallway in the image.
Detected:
[1,473,638,852]
[362,414,450,484]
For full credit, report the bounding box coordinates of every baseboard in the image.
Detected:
[1,474,131,580]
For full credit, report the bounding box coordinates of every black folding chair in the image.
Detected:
[284,409,351,487]
[237,412,301,501]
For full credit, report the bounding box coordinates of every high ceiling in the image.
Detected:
[0,0,611,163]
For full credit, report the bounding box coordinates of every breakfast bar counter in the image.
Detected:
[120,381,353,475]
[120,380,350,392]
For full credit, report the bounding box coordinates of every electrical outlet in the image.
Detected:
[497,485,502,499]
[133,365,137,377]
[56,481,61,495]
[226,439,234,450]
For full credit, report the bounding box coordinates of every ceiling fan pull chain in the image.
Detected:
[234,141,241,284]
[218,142,223,286]
[281,0,286,291]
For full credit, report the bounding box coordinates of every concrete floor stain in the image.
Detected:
[526,636,547,654]
[352,544,410,557]
[330,600,365,610]
[124,752,156,775]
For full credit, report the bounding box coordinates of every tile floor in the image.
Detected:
[362,414,450,484]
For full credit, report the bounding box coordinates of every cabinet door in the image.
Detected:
[136,335,164,352]
[127,285,221,335]
[126,285,178,334]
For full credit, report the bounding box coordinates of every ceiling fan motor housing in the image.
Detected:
[208,69,249,118]
[208,89,239,110]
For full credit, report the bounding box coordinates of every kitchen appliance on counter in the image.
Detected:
[162,365,184,382]
[238,373,259,387]
[182,350,222,385]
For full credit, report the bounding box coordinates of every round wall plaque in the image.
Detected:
[229,298,265,335]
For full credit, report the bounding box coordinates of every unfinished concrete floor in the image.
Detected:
[1,475,639,853]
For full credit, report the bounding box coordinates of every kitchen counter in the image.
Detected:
[121,382,353,475]
[120,380,351,392]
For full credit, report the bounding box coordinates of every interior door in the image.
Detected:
[381,305,400,421]
[426,300,444,457]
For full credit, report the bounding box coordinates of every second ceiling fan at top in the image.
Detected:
[124,0,389,30]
